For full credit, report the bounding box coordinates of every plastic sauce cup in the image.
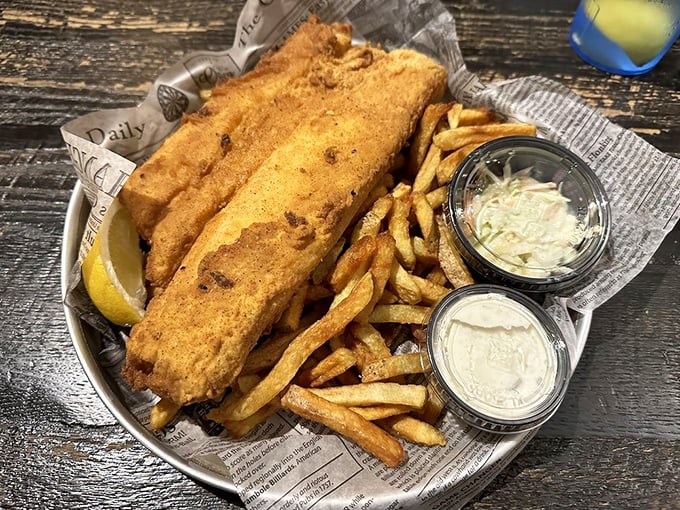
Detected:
[425,285,571,433]
[445,136,610,294]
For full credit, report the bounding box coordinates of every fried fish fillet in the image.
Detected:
[145,44,386,289]
[122,38,447,406]
[118,17,352,240]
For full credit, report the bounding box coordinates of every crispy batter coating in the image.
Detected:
[122,23,447,406]
[118,16,352,240]
[145,44,387,289]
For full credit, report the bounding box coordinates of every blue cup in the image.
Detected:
[569,0,680,75]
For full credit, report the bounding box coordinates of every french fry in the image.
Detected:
[388,259,422,305]
[348,322,391,362]
[458,107,497,126]
[412,236,439,266]
[411,191,437,246]
[412,143,442,194]
[436,142,483,186]
[433,123,537,151]
[241,328,301,375]
[411,274,450,305]
[377,289,398,305]
[236,373,262,393]
[349,404,416,421]
[446,102,463,129]
[355,232,396,323]
[276,282,308,332]
[305,284,333,303]
[217,273,374,421]
[351,194,393,243]
[306,382,427,409]
[221,404,280,439]
[361,352,428,382]
[388,191,416,270]
[379,415,446,446]
[217,375,280,438]
[329,235,376,293]
[413,383,446,425]
[369,304,430,324]
[435,216,475,288]
[281,385,405,468]
[311,237,346,285]
[296,347,356,387]
[425,265,448,287]
[425,186,448,210]
[149,398,180,430]
[407,102,452,176]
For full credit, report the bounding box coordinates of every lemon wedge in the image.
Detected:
[81,198,146,326]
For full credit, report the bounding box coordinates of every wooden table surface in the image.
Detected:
[1,1,678,508]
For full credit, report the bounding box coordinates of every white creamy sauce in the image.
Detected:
[435,293,557,420]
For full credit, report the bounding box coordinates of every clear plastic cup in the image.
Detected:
[569,0,680,75]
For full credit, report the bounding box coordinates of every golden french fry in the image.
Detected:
[435,216,475,288]
[355,232,396,323]
[311,237,346,285]
[306,382,427,409]
[369,304,430,324]
[349,404,416,421]
[218,272,374,421]
[446,102,463,129]
[413,383,446,425]
[329,235,376,293]
[407,102,452,176]
[351,194,393,243]
[425,186,448,210]
[458,107,497,126]
[236,373,262,393]
[379,415,446,446]
[348,322,391,361]
[281,385,405,468]
[276,282,308,332]
[388,259,422,304]
[436,142,484,186]
[296,347,357,387]
[361,352,428,382]
[305,284,333,303]
[411,274,450,305]
[411,191,437,246]
[220,404,280,439]
[241,328,301,375]
[388,191,416,271]
[425,265,448,287]
[214,374,278,438]
[149,398,180,430]
[433,123,537,151]
[412,143,442,194]
[412,236,439,266]
[378,289,398,305]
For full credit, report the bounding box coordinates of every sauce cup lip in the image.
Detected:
[446,136,611,293]
[425,284,572,433]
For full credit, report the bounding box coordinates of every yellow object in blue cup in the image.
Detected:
[569,0,680,75]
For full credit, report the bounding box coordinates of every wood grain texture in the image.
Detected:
[1,0,678,508]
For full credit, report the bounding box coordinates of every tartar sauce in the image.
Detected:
[469,171,587,277]
[435,292,557,420]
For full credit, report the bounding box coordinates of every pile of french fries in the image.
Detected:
[149,103,537,468]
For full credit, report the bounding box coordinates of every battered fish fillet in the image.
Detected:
[118,17,352,240]
[145,45,383,289]
[122,43,447,406]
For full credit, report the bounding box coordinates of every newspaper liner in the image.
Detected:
[60,0,680,508]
